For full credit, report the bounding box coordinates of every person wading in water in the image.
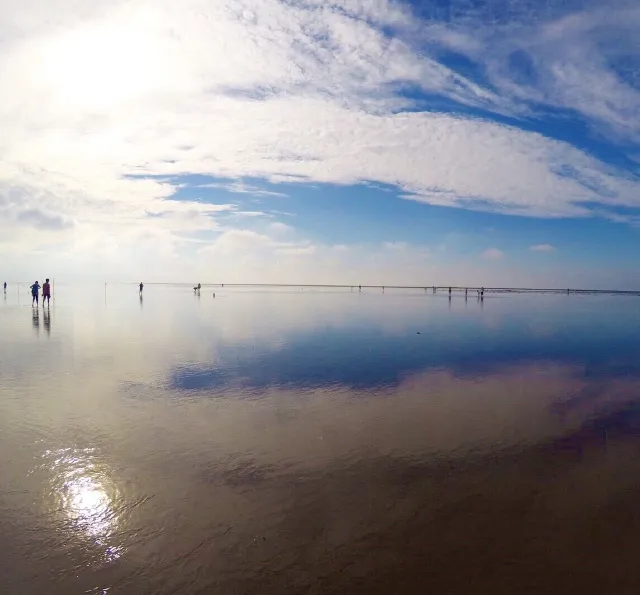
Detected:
[42,278,51,306]
[30,280,40,306]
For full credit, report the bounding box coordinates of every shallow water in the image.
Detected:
[2,284,640,594]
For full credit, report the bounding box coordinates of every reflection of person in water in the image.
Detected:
[43,308,51,335]
[32,307,40,333]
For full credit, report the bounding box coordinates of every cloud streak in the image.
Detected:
[482,248,504,260]
[530,244,556,252]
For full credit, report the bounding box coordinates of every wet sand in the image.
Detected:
[2,286,640,593]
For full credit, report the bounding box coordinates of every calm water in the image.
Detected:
[2,285,640,594]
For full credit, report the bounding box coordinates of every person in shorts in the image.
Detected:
[42,279,51,306]
[30,281,40,306]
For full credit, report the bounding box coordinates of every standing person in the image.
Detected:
[42,278,51,306]
[30,280,40,306]
[3,281,6,293]
[139,281,144,296]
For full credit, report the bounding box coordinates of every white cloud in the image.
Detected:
[0,0,639,281]
[197,181,287,198]
[268,221,295,235]
[429,1,640,143]
[482,248,505,260]
[233,210,272,218]
[383,241,410,251]
[192,230,513,286]
[530,244,556,252]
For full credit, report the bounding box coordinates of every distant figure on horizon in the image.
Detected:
[481,287,484,298]
[139,281,144,296]
[465,288,468,297]
[30,280,40,306]
[3,281,6,292]
[448,287,452,295]
[42,278,51,306]
[194,283,201,294]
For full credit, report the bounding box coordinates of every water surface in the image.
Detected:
[2,285,640,594]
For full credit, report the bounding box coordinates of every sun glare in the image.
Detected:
[43,447,124,563]
[43,23,160,109]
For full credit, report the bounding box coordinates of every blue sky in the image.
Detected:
[1,0,639,287]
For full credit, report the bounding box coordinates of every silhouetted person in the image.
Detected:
[465,288,468,297]
[42,278,51,306]
[481,287,484,298]
[448,287,452,295]
[30,280,40,306]
[3,281,6,292]
[139,282,144,296]
[359,285,361,292]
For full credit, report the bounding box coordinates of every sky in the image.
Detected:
[1,0,639,288]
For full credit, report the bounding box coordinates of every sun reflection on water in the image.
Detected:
[41,447,124,563]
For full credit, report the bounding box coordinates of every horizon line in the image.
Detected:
[7,281,640,296]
